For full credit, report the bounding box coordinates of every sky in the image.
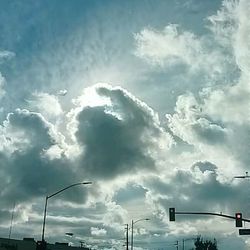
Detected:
[0,0,250,249]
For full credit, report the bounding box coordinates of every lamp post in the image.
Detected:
[41,181,92,243]
[124,224,129,250]
[130,218,150,250]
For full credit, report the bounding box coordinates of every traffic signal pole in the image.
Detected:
[174,211,250,222]
[169,208,250,224]
[169,208,250,235]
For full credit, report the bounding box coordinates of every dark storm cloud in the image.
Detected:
[0,85,172,233]
[144,166,246,219]
[74,84,170,179]
[113,184,147,204]
[0,109,88,211]
[0,209,13,224]
[191,161,217,173]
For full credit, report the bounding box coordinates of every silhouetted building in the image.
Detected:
[0,237,90,250]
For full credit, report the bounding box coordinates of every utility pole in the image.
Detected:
[8,202,15,240]
[131,220,134,250]
[125,224,129,250]
[175,240,178,250]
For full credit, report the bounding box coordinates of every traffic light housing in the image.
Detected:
[235,212,242,227]
[169,208,175,221]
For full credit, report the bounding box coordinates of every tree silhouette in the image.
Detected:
[190,236,218,250]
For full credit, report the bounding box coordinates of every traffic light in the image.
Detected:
[235,212,242,227]
[169,208,175,221]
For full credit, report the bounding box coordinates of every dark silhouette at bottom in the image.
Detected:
[191,236,218,250]
[36,240,47,250]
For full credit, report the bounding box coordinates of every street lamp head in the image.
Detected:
[80,181,92,185]
[234,172,250,179]
[133,218,150,224]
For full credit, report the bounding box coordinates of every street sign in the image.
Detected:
[239,229,250,235]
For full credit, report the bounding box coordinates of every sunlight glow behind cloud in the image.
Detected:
[0,1,250,249]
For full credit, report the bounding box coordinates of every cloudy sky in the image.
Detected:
[0,0,250,249]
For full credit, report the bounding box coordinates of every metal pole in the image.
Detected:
[125,224,129,250]
[131,220,134,250]
[8,202,15,239]
[182,239,184,250]
[42,196,48,242]
[175,211,250,222]
[176,240,178,250]
[47,182,92,199]
[130,218,149,250]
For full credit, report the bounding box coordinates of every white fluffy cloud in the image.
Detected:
[134,24,202,66]
[208,0,250,76]
[134,23,230,79]
[91,227,107,237]
[131,2,250,248]
[165,0,250,175]
[166,92,228,146]
[133,0,250,175]
[27,92,63,118]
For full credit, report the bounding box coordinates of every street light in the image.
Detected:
[41,181,92,243]
[65,232,74,237]
[130,218,150,250]
[234,171,249,179]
